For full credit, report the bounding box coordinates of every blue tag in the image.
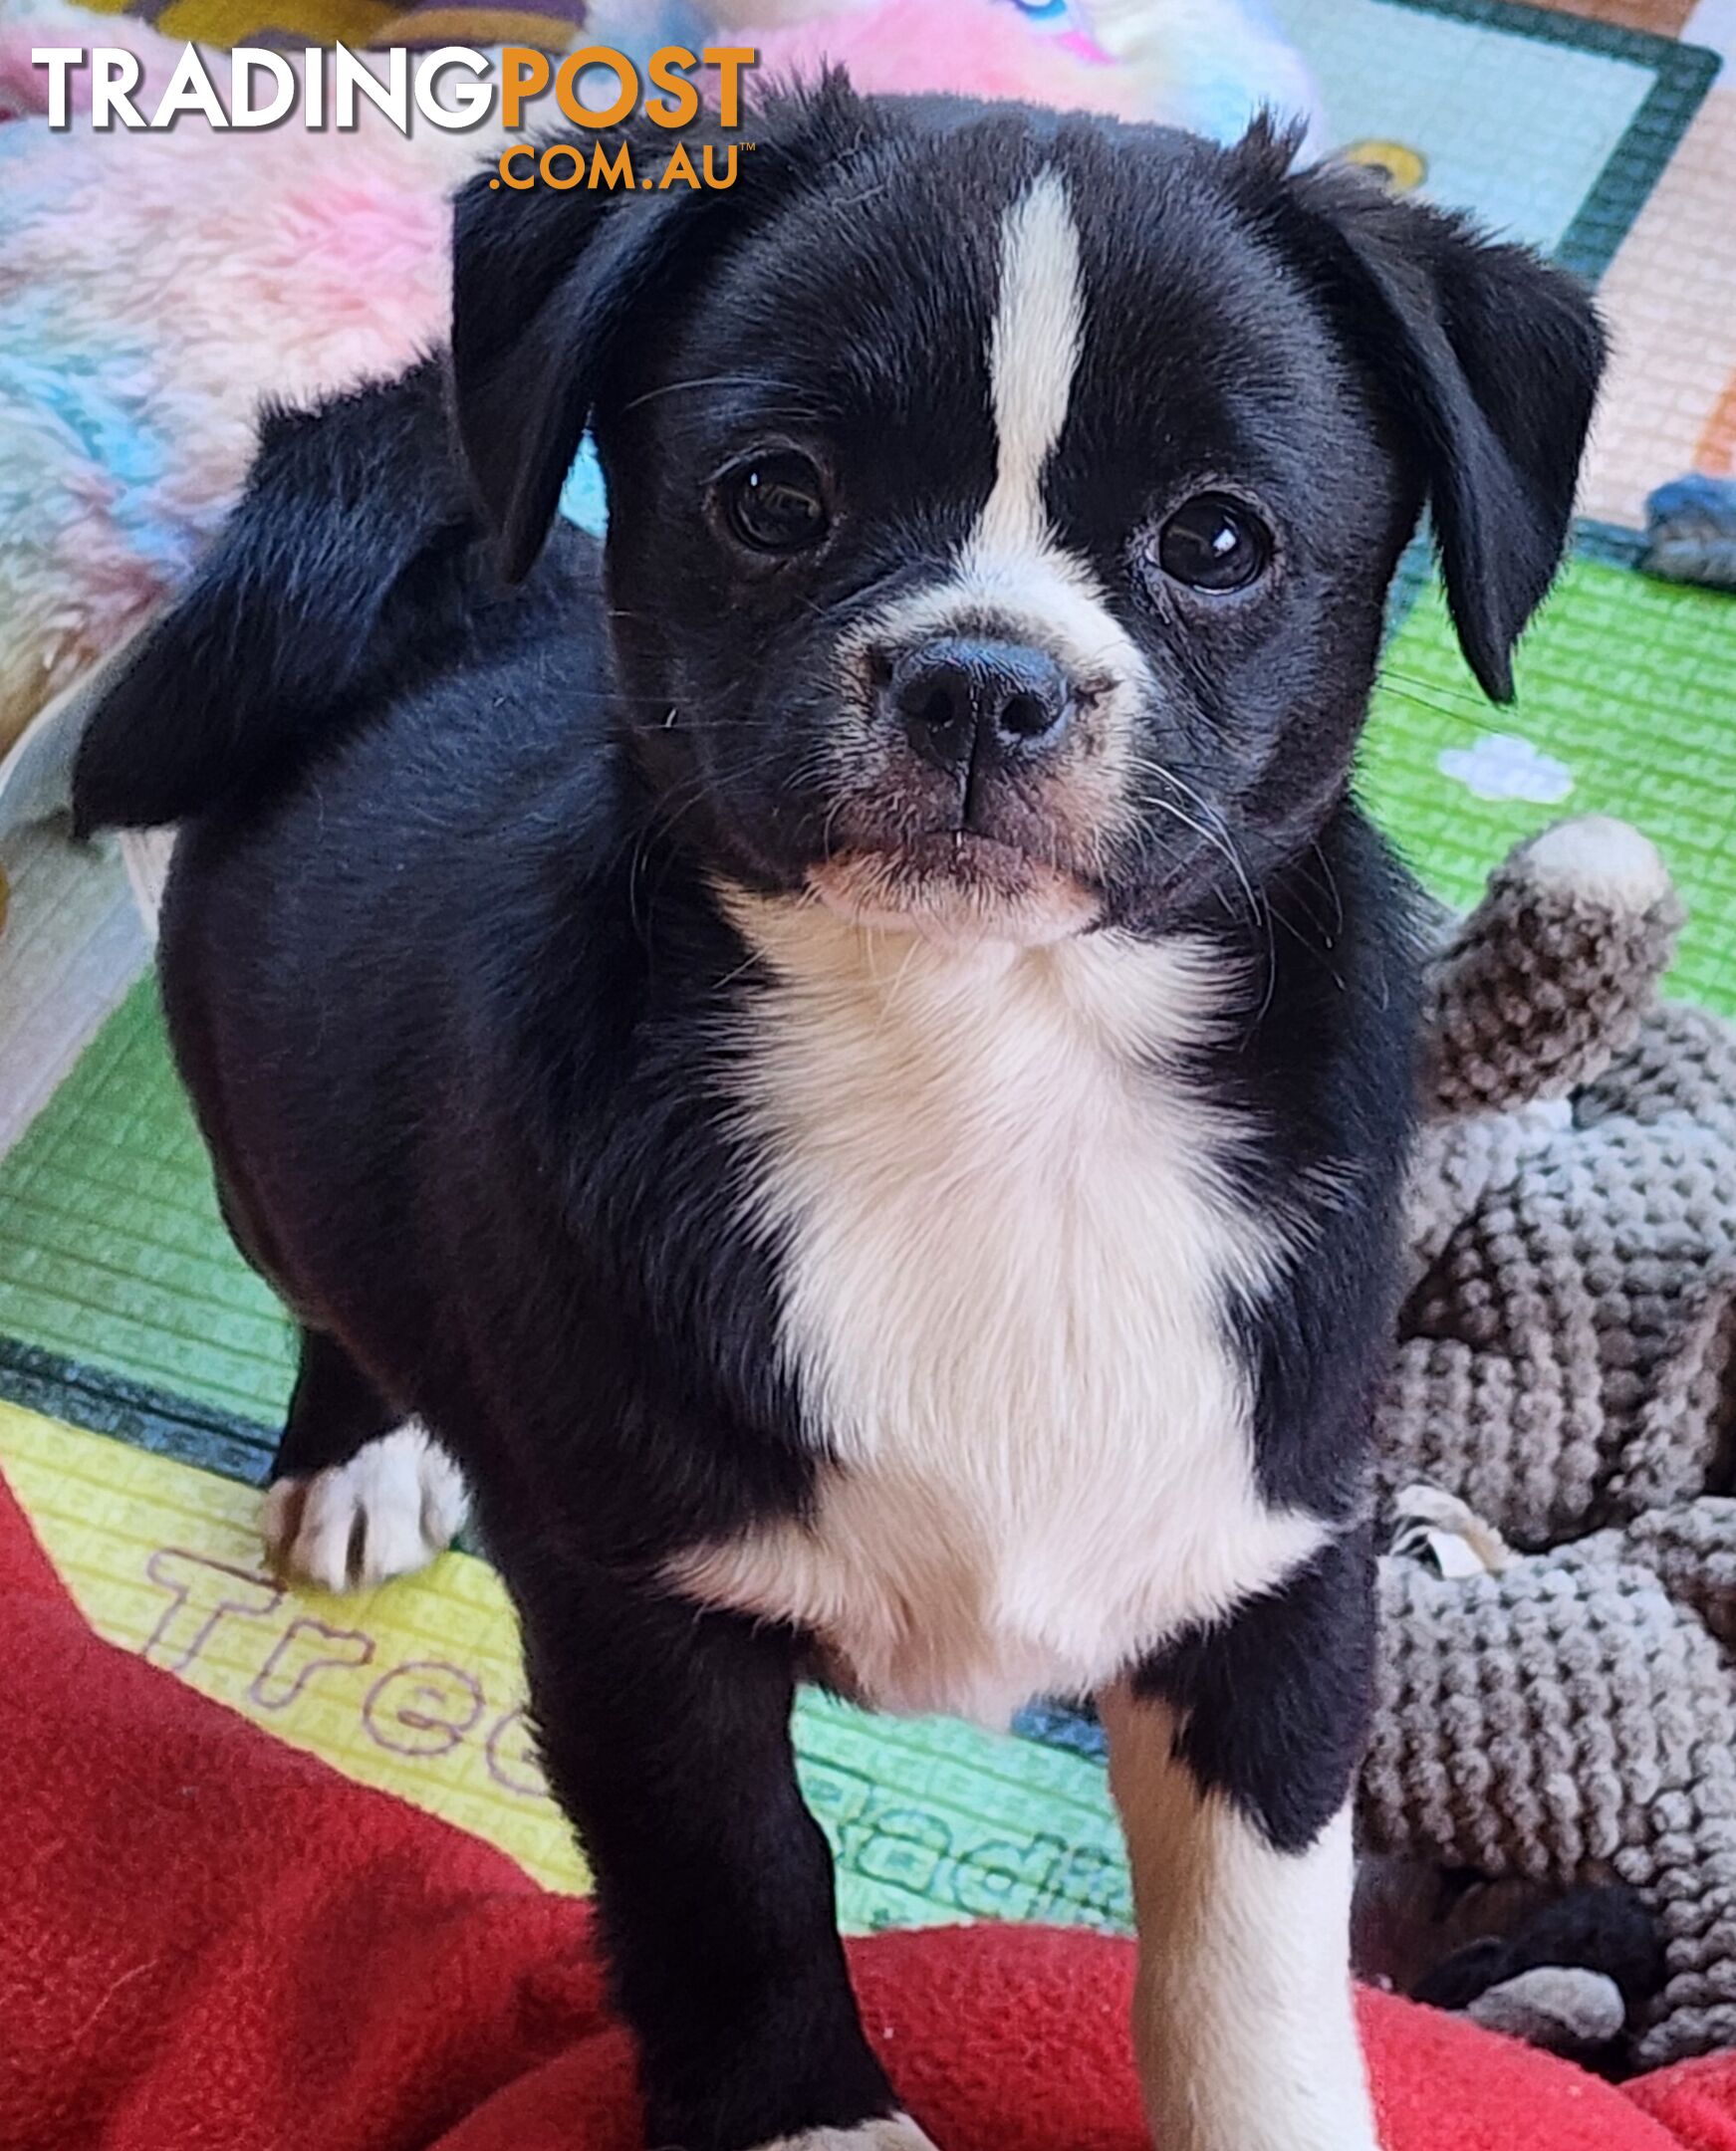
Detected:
[558,438,609,536]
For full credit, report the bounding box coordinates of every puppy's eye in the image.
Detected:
[720,452,831,556]
[1153,493,1272,593]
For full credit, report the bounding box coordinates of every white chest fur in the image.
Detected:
[671,902,1328,1725]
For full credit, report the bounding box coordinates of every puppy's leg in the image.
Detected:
[262,1328,467,1591]
[1100,1536,1379,2151]
[512,1561,933,2151]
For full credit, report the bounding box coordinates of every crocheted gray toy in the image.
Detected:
[1359,815,1736,2071]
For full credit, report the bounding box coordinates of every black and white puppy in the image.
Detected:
[74,83,1602,2151]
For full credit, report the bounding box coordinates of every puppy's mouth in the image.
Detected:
[808,831,1101,948]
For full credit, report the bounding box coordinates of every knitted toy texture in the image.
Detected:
[1364,816,1736,2069]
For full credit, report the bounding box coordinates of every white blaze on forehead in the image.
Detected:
[840,162,1129,688]
[835,159,1148,853]
[979,168,1087,556]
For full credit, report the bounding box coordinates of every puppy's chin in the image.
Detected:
[807,836,1101,949]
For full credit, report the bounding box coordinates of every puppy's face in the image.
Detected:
[453,93,1601,946]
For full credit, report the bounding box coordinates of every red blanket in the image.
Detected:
[0,1461,1727,2150]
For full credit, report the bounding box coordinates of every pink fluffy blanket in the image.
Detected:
[0,10,484,763]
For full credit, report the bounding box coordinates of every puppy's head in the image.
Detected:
[453,85,1602,946]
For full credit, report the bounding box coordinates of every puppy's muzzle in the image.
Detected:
[877,635,1075,776]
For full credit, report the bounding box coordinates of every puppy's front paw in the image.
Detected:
[754,2120,938,2151]
[262,1422,467,1591]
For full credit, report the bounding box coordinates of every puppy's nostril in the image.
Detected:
[891,669,978,770]
[915,684,969,737]
[999,690,1059,742]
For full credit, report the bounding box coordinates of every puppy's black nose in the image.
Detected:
[885,637,1072,769]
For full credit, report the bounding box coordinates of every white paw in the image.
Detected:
[754,2120,938,2151]
[262,1423,468,1592]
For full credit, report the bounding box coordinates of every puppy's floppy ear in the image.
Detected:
[451,75,871,583]
[450,120,694,583]
[1278,155,1605,702]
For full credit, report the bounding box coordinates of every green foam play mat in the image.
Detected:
[1365,552,1736,1020]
